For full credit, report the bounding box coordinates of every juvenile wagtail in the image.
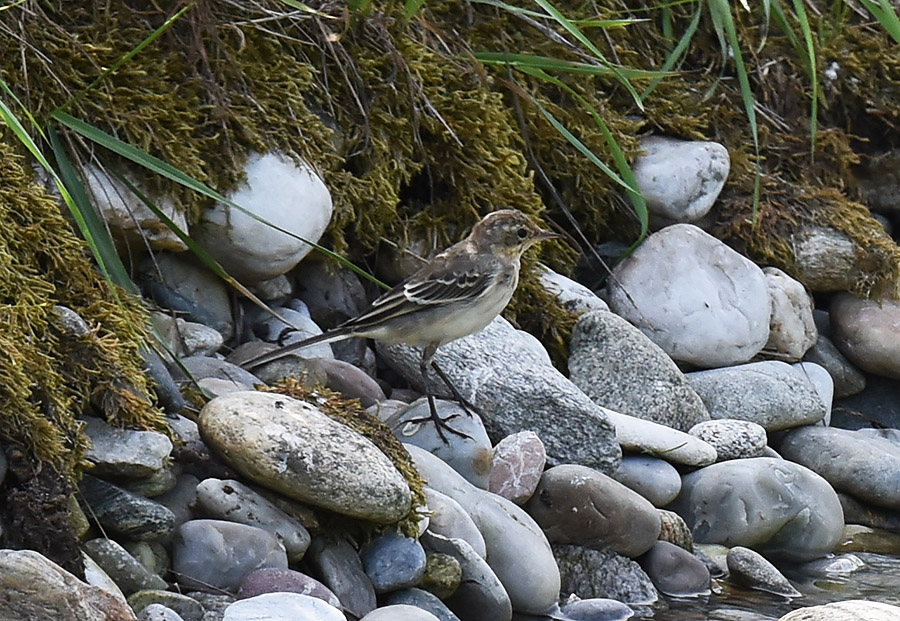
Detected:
[241,209,559,439]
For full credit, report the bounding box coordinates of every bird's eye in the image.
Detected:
[517,227,529,239]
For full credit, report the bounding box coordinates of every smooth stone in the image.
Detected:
[669,457,844,561]
[385,588,461,621]
[222,592,345,621]
[408,445,559,615]
[119,465,179,498]
[237,568,340,608]
[796,554,864,578]
[553,545,658,606]
[420,532,512,621]
[199,391,411,523]
[420,553,463,600]
[197,377,253,398]
[386,398,493,489]
[833,375,900,430]
[142,347,187,414]
[83,539,167,595]
[538,265,610,316]
[488,430,546,504]
[559,597,634,621]
[611,455,682,507]
[830,293,900,379]
[793,362,835,425]
[632,136,729,221]
[137,604,184,621]
[604,409,717,467]
[379,317,621,474]
[171,519,288,592]
[688,420,767,462]
[176,356,262,388]
[834,524,900,555]
[838,492,900,532]
[779,426,900,510]
[606,224,770,367]
[693,543,729,578]
[526,464,661,558]
[78,475,175,541]
[155,474,200,530]
[804,333,866,398]
[83,416,173,479]
[764,267,817,360]
[778,599,900,621]
[250,274,293,302]
[293,257,368,327]
[82,553,127,602]
[688,361,826,430]
[637,541,710,597]
[195,478,311,562]
[195,152,333,284]
[423,488,486,558]
[657,510,693,551]
[151,312,224,358]
[360,531,427,594]
[128,591,204,621]
[123,541,168,579]
[726,546,801,597]
[0,549,138,620]
[568,310,709,432]
[360,605,440,621]
[309,357,386,407]
[306,535,377,619]
[168,414,238,481]
[186,592,233,618]
[251,305,335,361]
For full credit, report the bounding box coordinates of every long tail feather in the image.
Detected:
[239,327,354,369]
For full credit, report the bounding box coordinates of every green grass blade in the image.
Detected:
[858,0,900,45]
[641,4,702,100]
[475,52,669,79]
[405,0,426,19]
[790,0,818,157]
[279,0,340,18]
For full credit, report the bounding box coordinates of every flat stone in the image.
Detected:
[611,455,682,507]
[83,539,168,595]
[83,417,172,479]
[305,535,376,619]
[222,592,345,621]
[604,408,717,467]
[830,293,900,379]
[78,475,175,541]
[778,599,900,621]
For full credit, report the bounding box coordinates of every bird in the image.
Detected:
[240,209,559,440]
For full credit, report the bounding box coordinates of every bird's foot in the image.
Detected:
[404,395,472,444]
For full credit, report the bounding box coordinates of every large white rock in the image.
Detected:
[632,136,730,222]
[195,152,332,283]
[606,224,771,367]
[764,267,817,360]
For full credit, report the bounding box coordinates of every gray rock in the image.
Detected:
[833,375,900,430]
[538,265,609,316]
[141,347,186,415]
[83,539,167,595]
[119,465,179,498]
[309,357,386,407]
[670,457,843,561]
[175,357,262,388]
[155,474,199,531]
[559,597,635,621]
[195,478,311,562]
[81,553,127,602]
[604,409,717,467]
[385,588,461,621]
[793,362,834,425]
[657,510,693,552]
[121,542,168,580]
[237,568,340,608]
[831,293,900,379]
[611,456,682,508]
[488,431,546,504]
[568,310,709,432]
[128,591,204,621]
[221,592,345,621]
[838,492,900,532]
[778,600,900,621]
[379,317,620,474]
[0,549,138,620]
[637,541,710,597]
[726,546,801,597]
[172,519,288,592]
[804,334,866,398]
[360,531,427,594]
[186,592,233,620]
[137,605,185,621]
[78,475,175,541]
[779,426,900,510]
[360,605,440,621]
[423,488,486,558]
[251,304,335,361]
[526,464,661,558]
[306,535,377,619]
[420,553,462,600]
[688,361,827,430]
[763,267,817,361]
[293,257,368,328]
[151,312,224,358]
[199,391,411,523]
[83,416,173,479]
[606,224,770,367]
[249,274,293,302]
[688,420,767,462]
[553,545,658,606]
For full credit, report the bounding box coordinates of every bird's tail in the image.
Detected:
[239,327,354,369]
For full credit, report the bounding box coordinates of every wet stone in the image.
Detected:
[78,475,175,541]
[360,530,427,594]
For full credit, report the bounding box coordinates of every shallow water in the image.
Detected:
[642,552,900,620]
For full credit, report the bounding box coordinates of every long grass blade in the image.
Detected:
[858,0,900,45]
[790,0,818,157]
[475,52,669,79]
[641,4,702,100]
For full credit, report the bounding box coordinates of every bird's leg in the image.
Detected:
[429,360,480,418]
[404,345,470,443]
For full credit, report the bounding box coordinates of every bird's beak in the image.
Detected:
[535,229,561,241]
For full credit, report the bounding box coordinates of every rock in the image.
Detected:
[637,541,710,597]
[83,539,167,595]
[250,304,335,361]
[310,357,387,407]
[250,274,293,302]
[606,224,770,367]
[611,455,682,507]
[834,525,900,555]
[553,545,658,606]
[833,375,900,429]
[195,478,311,562]
[82,554,127,602]
[838,492,900,532]
[199,391,411,523]
[726,546,801,597]
[141,348,186,414]
[197,377,253,398]
[604,409,717,467]
[538,265,609,316]
[171,519,288,592]
[360,605,440,620]
[526,464,661,558]
[687,361,826,430]
[804,334,866,398]
[764,267,817,360]
[778,599,900,621]
[293,257,368,328]
[0,549,137,620]
[222,592,346,621]
[128,591,204,621]
[379,317,620,474]
[119,465,179,498]
[657,510,693,551]
[830,293,900,379]
[83,416,173,479]
[688,420,767,462]
[420,554,463,600]
[175,357,262,388]
[669,457,844,561]
[408,446,559,615]
[796,554,864,578]
[384,588,461,621]
[151,313,224,358]
[632,136,729,222]
[360,531,427,594]
[488,431,546,504]
[305,535,377,619]
[790,226,876,292]
[237,568,340,608]
[385,398,492,488]
[559,597,635,621]
[779,426,900,510]
[568,310,709,432]
[155,474,199,530]
[423,488,486,558]
[121,542,168,579]
[136,604,184,621]
[194,152,333,284]
[78,475,175,541]
[185,592,233,619]
[794,361,835,424]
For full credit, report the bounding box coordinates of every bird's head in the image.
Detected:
[468,209,559,257]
